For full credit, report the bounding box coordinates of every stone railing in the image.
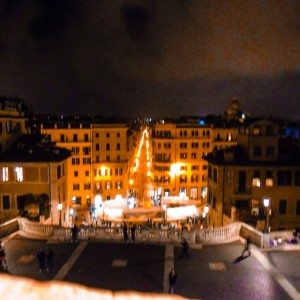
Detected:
[0,274,186,300]
[15,218,271,248]
[53,226,182,244]
[0,218,19,239]
[239,222,264,248]
[18,218,54,239]
[193,223,241,245]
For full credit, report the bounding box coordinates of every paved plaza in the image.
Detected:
[1,233,300,299]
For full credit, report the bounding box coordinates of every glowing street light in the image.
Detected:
[263,198,270,233]
[57,203,63,226]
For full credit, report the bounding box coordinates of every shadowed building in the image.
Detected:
[205,119,300,230]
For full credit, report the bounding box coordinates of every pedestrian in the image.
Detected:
[242,237,251,257]
[0,240,8,270]
[130,223,136,241]
[179,238,189,259]
[46,248,54,271]
[71,224,78,243]
[123,223,128,242]
[36,248,46,272]
[168,268,177,294]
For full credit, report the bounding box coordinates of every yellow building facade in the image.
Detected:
[151,120,238,202]
[41,122,132,213]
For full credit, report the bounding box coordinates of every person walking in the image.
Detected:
[37,248,46,272]
[179,238,189,259]
[46,248,54,271]
[168,268,177,294]
[242,237,251,257]
[71,224,78,243]
[130,223,136,241]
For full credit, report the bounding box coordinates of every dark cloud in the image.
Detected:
[0,0,299,118]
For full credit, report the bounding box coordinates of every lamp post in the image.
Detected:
[263,198,270,233]
[58,203,63,227]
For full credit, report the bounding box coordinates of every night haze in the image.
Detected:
[0,0,299,119]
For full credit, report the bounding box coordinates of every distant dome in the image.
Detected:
[226,97,241,120]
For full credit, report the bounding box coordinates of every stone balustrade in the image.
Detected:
[0,218,19,239]
[0,274,186,300]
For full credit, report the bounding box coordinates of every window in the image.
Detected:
[180,175,187,183]
[266,146,274,157]
[83,157,91,164]
[253,146,261,157]
[84,134,89,142]
[85,170,89,177]
[74,171,78,177]
[106,143,110,151]
[95,133,100,138]
[2,195,10,209]
[106,132,110,138]
[73,134,77,142]
[71,158,80,165]
[180,166,187,171]
[96,156,100,163]
[115,168,123,176]
[73,183,80,191]
[158,143,161,149]
[203,142,210,148]
[116,143,120,151]
[95,143,100,151]
[72,147,79,154]
[180,153,187,159]
[106,155,110,162]
[296,200,300,215]
[105,181,112,190]
[191,142,198,148]
[294,171,300,186]
[57,166,61,180]
[253,126,261,135]
[164,143,171,149]
[2,167,8,182]
[191,153,197,159]
[191,165,199,171]
[83,147,90,155]
[266,170,273,187]
[72,196,81,205]
[117,155,120,162]
[191,175,199,183]
[277,171,292,186]
[60,134,65,142]
[252,170,261,187]
[117,132,120,138]
[180,142,187,148]
[15,167,23,182]
[115,181,122,189]
[279,199,287,215]
[84,183,91,190]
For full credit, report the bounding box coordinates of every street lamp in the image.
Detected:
[263,198,270,233]
[58,203,63,226]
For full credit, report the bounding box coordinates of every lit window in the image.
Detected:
[265,178,273,187]
[252,178,261,187]
[2,167,9,182]
[15,167,23,182]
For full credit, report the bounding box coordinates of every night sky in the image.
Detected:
[0,0,299,119]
